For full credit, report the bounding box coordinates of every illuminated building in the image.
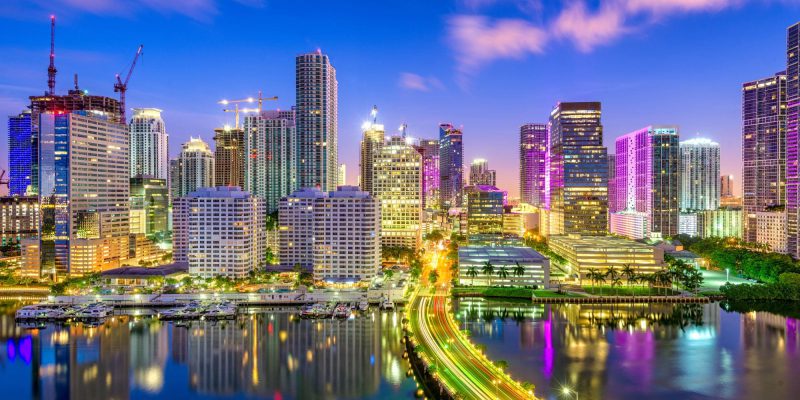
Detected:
[172,138,214,199]
[721,174,734,197]
[129,108,168,180]
[457,246,550,287]
[439,123,463,209]
[547,102,608,235]
[0,196,39,246]
[787,22,800,257]
[32,110,130,279]
[679,213,698,236]
[416,139,440,209]
[698,207,743,239]
[502,211,524,237]
[548,234,665,280]
[519,123,547,206]
[129,176,168,239]
[8,110,32,196]
[338,163,346,186]
[173,187,265,278]
[607,154,617,213]
[610,126,680,239]
[278,187,325,271]
[680,138,720,211]
[469,159,496,186]
[755,211,787,253]
[213,126,245,188]
[374,136,422,248]
[244,109,297,212]
[296,51,338,191]
[358,110,384,195]
[464,185,504,237]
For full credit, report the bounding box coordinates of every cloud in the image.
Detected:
[26,0,265,22]
[398,73,444,92]
[552,2,627,52]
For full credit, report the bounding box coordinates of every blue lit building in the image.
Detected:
[8,110,32,196]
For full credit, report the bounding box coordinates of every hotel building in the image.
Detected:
[373,136,422,248]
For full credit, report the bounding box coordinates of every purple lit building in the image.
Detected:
[519,123,547,206]
[417,139,440,210]
[786,22,800,257]
[439,123,463,210]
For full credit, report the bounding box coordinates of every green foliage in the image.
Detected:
[689,237,800,283]
[720,281,800,301]
[778,272,800,287]
[423,230,444,242]
[428,270,439,285]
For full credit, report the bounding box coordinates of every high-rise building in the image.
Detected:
[278,186,381,282]
[0,196,39,247]
[8,110,32,196]
[338,164,346,187]
[439,123,464,210]
[721,174,735,197]
[129,176,169,240]
[785,22,800,256]
[296,51,338,191]
[469,159,496,186]
[607,154,617,213]
[244,109,297,213]
[33,110,129,278]
[173,187,265,278]
[359,114,385,195]
[698,208,743,239]
[755,211,787,253]
[679,138,720,211]
[173,138,215,199]
[610,126,680,239]
[374,136,422,248]
[519,123,547,206]
[464,185,505,237]
[213,127,245,188]
[546,102,608,236]
[129,108,169,180]
[416,139,440,210]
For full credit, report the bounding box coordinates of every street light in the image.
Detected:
[726,268,730,283]
[562,386,579,400]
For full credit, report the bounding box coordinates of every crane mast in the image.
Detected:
[114,44,143,123]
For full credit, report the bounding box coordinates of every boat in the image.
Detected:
[380,299,395,311]
[358,300,369,311]
[333,304,351,319]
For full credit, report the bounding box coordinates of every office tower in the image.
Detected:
[464,185,505,237]
[244,109,297,213]
[721,174,735,197]
[213,126,245,188]
[173,138,215,199]
[129,176,168,239]
[547,102,608,235]
[469,159,496,186]
[338,164,346,186]
[8,110,32,196]
[786,22,800,256]
[173,187,265,278]
[416,139,440,210]
[439,123,464,209]
[607,154,617,213]
[278,186,381,281]
[610,126,680,239]
[33,110,129,278]
[519,123,547,206]
[374,136,422,248]
[680,138,720,211]
[0,196,39,246]
[359,115,385,195]
[129,108,168,180]
[169,159,180,200]
[296,51,338,191]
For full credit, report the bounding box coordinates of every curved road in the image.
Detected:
[410,288,537,399]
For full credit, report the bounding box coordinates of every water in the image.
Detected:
[454,298,800,400]
[0,304,417,399]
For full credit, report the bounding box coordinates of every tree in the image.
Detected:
[621,264,637,297]
[497,265,510,286]
[513,262,525,279]
[605,267,620,296]
[428,270,439,285]
[384,269,395,280]
[466,266,478,286]
[424,230,444,243]
[481,261,495,286]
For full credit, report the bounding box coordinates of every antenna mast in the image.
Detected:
[48,15,56,95]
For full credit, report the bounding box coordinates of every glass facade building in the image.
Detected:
[296,51,338,191]
[679,138,720,211]
[785,22,800,257]
[8,110,32,196]
[519,123,547,206]
[244,109,297,213]
[439,123,464,210]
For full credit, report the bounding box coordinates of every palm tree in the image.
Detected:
[610,272,622,296]
[620,264,636,297]
[497,265,510,286]
[481,261,495,287]
[466,266,478,286]
[605,267,620,296]
[513,262,525,280]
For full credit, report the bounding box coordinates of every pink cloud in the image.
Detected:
[624,0,737,14]
[30,0,263,21]
[552,2,627,53]
[398,73,444,92]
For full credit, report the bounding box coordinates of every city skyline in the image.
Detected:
[2,2,800,197]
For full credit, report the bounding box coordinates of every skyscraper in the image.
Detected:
[785,22,800,256]
[469,159,496,186]
[8,110,32,196]
[213,126,245,188]
[296,51,338,191]
[416,139,440,210]
[607,154,617,213]
[129,108,168,180]
[439,123,464,210]
[519,123,547,206]
[129,176,169,240]
[173,138,215,199]
[547,102,608,236]
[464,185,505,237]
[610,126,680,239]
[721,174,735,197]
[244,109,297,213]
[374,136,422,248]
[680,138,720,211]
[358,110,384,195]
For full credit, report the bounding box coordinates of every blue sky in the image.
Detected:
[1,0,799,197]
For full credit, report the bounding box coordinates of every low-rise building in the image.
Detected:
[457,246,549,288]
[609,211,650,240]
[101,263,189,288]
[755,211,787,253]
[548,234,665,280]
[698,208,743,239]
[678,213,698,236]
[0,196,39,249]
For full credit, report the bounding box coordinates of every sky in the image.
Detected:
[1,0,799,197]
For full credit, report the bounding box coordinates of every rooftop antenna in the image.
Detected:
[370,105,378,124]
[399,123,408,139]
[48,15,56,95]
[73,73,79,91]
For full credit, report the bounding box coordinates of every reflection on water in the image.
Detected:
[0,306,415,399]
[454,299,800,400]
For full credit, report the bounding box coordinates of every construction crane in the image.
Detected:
[114,44,143,123]
[218,90,278,129]
[0,170,9,193]
[48,15,56,95]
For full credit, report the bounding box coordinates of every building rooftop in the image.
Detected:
[101,263,189,278]
[458,246,548,262]
[187,186,253,198]
[549,235,655,250]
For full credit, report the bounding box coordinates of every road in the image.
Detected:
[409,287,537,399]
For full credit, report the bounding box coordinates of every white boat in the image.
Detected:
[358,300,369,311]
[380,299,395,311]
[333,304,351,319]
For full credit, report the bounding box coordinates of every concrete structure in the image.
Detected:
[173,138,215,199]
[469,159,496,186]
[173,187,265,278]
[721,174,734,197]
[464,185,504,237]
[101,263,188,289]
[358,114,384,195]
[787,23,800,257]
[457,246,549,288]
[439,123,464,210]
[609,211,650,240]
[374,136,422,248]
[548,235,665,280]
[8,110,32,196]
[129,176,168,239]
[278,188,325,271]
[611,126,680,239]
[698,208,743,239]
[213,126,245,188]
[244,109,297,213]
[546,102,608,236]
[296,51,338,191]
[417,139,440,210]
[129,108,168,180]
[0,196,38,247]
[519,123,547,207]
[680,138,720,211]
[607,154,617,214]
[502,212,524,237]
[755,211,787,253]
[679,213,698,236]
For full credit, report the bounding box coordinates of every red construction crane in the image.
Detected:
[114,44,143,123]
